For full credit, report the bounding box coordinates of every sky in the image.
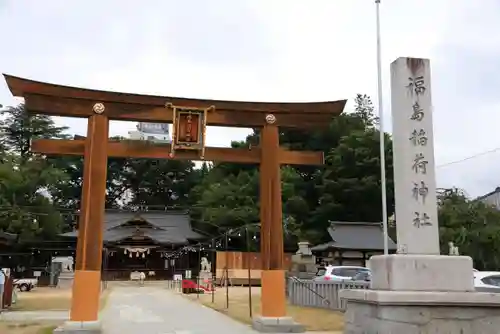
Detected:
[0,0,499,198]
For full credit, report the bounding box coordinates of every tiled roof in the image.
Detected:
[311,221,397,251]
[60,211,204,245]
[0,231,17,242]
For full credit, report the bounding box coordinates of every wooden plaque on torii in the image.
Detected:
[3,74,346,323]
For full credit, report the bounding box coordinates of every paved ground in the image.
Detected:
[0,310,69,321]
[101,286,261,334]
[0,285,340,333]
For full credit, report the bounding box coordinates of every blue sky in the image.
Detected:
[1,0,499,197]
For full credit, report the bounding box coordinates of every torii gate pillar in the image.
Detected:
[70,112,108,324]
[252,117,305,332]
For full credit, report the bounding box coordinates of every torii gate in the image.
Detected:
[3,74,345,330]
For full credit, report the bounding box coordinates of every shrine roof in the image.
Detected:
[60,210,204,245]
[310,221,397,252]
[0,231,17,239]
[0,231,17,244]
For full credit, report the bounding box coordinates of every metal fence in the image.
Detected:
[287,278,369,310]
[166,276,369,311]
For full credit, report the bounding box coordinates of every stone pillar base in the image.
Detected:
[53,321,101,333]
[370,254,474,291]
[251,316,305,333]
[340,290,500,334]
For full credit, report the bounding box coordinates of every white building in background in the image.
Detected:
[128,122,171,143]
[477,187,500,210]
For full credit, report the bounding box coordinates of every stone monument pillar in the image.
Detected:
[340,57,500,333]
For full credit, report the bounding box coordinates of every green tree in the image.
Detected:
[123,157,200,209]
[0,104,69,239]
[190,162,307,249]
[276,94,393,242]
[438,188,500,270]
[48,137,199,211]
[353,93,378,127]
[190,93,393,244]
[192,169,259,230]
[0,154,66,240]
[48,137,136,211]
[310,128,394,241]
[0,104,69,158]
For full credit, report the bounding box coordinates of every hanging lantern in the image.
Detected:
[142,253,145,259]
[147,248,150,255]
[136,252,139,258]
[129,253,132,258]
[124,249,127,255]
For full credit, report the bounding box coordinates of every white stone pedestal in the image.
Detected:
[370,255,474,291]
[341,290,500,334]
[341,255,500,334]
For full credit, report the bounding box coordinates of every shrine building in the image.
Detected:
[60,210,206,280]
[311,221,397,267]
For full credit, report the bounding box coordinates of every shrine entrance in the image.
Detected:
[3,74,346,330]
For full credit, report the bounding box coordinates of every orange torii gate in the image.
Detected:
[3,74,345,332]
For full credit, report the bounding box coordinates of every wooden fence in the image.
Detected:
[287,278,369,310]
[215,251,292,284]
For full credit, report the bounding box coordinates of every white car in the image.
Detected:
[313,265,369,282]
[474,271,500,292]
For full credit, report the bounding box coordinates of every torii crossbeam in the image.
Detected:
[3,74,346,331]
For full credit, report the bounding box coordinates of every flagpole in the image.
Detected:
[375,0,389,255]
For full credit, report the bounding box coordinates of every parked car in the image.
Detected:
[351,270,371,282]
[13,278,37,292]
[474,271,500,292]
[313,265,369,282]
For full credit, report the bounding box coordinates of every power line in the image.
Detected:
[437,147,500,169]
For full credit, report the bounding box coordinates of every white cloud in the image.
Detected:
[1,0,499,197]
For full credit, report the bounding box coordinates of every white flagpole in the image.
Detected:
[375,0,389,255]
